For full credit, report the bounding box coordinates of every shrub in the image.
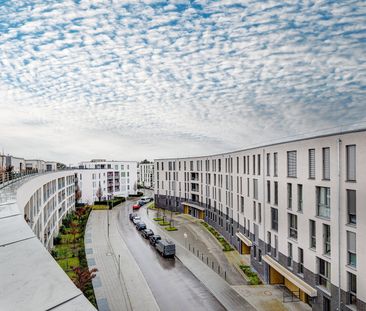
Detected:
[165,226,178,231]
[158,221,170,226]
[153,217,163,221]
[239,265,262,285]
[53,236,62,245]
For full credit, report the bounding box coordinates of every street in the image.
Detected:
[116,200,226,311]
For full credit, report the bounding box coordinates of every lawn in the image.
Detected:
[91,204,109,210]
[57,257,80,271]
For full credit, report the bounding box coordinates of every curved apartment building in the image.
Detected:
[154,129,366,311]
[0,171,95,310]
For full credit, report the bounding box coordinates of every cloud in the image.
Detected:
[0,0,365,163]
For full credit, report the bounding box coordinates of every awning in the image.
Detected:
[182,202,205,211]
[235,232,252,247]
[263,255,317,297]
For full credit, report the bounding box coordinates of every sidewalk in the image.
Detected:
[85,209,159,311]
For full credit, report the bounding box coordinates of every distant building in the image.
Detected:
[25,159,46,172]
[138,161,154,188]
[76,159,138,204]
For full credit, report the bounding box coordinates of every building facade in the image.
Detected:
[77,159,138,204]
[154,129,366,311]
[138,162,154,188]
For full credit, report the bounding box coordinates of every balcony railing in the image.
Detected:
[0,169,39,189]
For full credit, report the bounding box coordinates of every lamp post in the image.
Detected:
[107,200,110,238]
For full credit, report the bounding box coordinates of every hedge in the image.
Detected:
[94,196,126,208]
[128,191,144,197]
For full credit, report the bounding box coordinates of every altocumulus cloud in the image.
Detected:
[0,0,365,163]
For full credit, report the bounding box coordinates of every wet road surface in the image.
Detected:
[117,202,226,311]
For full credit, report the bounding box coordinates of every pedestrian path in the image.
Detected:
[85,209,159,311]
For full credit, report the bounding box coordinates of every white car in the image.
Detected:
[140,197,153,204]
[132,216,141,225]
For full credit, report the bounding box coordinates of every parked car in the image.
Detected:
[132,216,141,225]
[136,222,146,231]
[155,240,175,257]
[149,235,161,246]
[140,197,153,204]
[129,213,137,221]
[141,229,154,239]
[132,204,141,210]
[137,200,146,206]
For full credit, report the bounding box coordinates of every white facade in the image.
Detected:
[26,159,46,172]
[139,162,154,188]
[7,156,26,172]
[77,160,138,204]
[154,129,366,311]
[18,171,76,250]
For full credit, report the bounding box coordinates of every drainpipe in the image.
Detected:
[337,138,342,311]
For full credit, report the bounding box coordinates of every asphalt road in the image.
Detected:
[117,200,226,311]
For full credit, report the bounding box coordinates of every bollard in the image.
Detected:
[225,271,226,280]
[218,265,220,274]
[193,247,194,253]
[207,257,208,265]
[212,262,214,269]
[201,254,203,261]
[189,244,190,251]
[197,250,199,257]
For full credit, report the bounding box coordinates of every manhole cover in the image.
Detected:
[264,290,272,296]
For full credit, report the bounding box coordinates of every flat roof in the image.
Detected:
[154,127,366,161]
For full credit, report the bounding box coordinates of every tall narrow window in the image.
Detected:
[322,147,330,180]
[257,154,261,175]
[347,190,356,225]
[297,184,303,212]
[323,224,331,256]
[310,220,316,249]
[287,151,297,178]
[274,181,278,205]
[287,183,292,209]
[287,243,293,268]
[253,155,256,175]
[346,145,356,181]
[288,213,298,240]
[318,258,331,291]
[267,231,271,253]
[316,186,331,219]
[253,201,256,221]
[271,208,278,231]
[274,152,278,177]
[253,179,258,199]
[258,203,262,223]
[348,273,357,306]
[274,235,278,258]
[266,153,270,176]
[267,181,271,203]
[347,231,356,267]
[309,148,315,179]
[298,248,304,275]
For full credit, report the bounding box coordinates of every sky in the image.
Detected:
[0,0,365,164]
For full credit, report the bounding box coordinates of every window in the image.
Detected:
[253,201,256,221]
[287,183,292,209]
[323,224,331,256]
[347,190,356,225]
[287,151,297,177]
[316,186,330,219]
[322,147,330,180]
[274,181,278,205]
[348,273,357,306]
[274,235,278,258]
[347,231,356,267]
[258,249,262,263]
[288,213,298,240]
[310,220,316,249]
[318,258,331,291]
[252,155,256,175]
[267,231,271,253]
[258,203,262,223]
[271,208,278,231]
[297,184,303,212]
[266,153,270,176]
[274,153,278,177]
[257,154,261,175]
[240,196,244,213]
[253,179,258,199]
[309,149,315,179]
[287,243,293,268]
[267,181,271,203]
[346,145,356,181]
[298,248,304,275]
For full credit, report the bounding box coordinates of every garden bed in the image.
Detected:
[201,222,234,252]
[165,226,178,231]
[239,265,262,285]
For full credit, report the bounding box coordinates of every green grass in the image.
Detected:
[201,222,234,252]
[153,217,163,221]
[165,226,178,231]
[158,221,171,226]
[57,257,80,271]
[239,265,262,285]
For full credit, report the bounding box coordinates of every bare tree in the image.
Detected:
[96,182,103,202]
[75,184,82,204]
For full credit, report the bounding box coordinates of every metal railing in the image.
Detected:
[0,169,39,189]
[281,286,300,303]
